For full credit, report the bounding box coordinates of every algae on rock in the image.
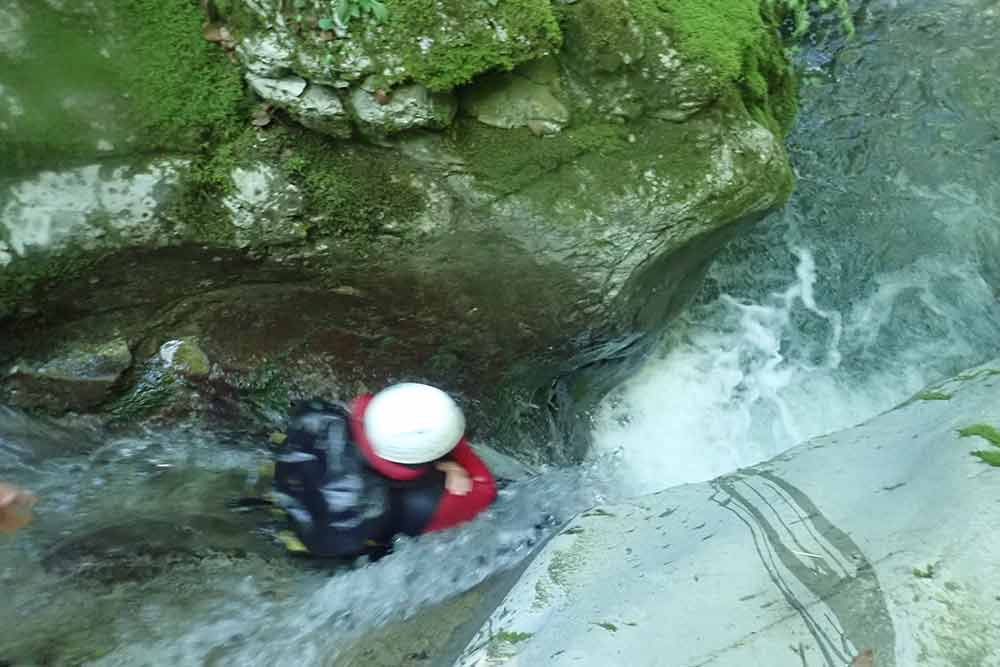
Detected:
[2,0,800,461]
[0,0,248,175]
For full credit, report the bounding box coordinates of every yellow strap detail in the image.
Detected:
[277,530,308,553]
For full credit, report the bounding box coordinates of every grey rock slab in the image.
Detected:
[456,361,1000,666]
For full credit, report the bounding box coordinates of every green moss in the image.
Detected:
[532,579,553,608]
[639,0,796,136]
[168,339,212,377]
[631,0,763,91]
[973,449,1000,466]
[487,629,535,659]
[0,249,111,322]
[283,0,561,92]
[293,133,427,237]
[739,16,799,137]
[107,366,178,425]
[958,424,1000,447]
[209,0,264,36]
[450,119,629,195]
[954,368,1000,383]
[0,4,124,175]
[958,423,1000,467]
[917,390,952,401]
[556,0,797,137]
[582,508,616,518]
[161,128,264,244]
[453,91,792,221]
[1,0,248,174]
[554,0,644,74]
[547,550,579,588]
[112,0,250,150]
[391,0,561,90]
[235,361,293,424]
[159,121,427,248]
[279,125,422,236]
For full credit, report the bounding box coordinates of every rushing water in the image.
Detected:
[0,412,615,665]
[593,0,1000,495]
[4,0,1000,664]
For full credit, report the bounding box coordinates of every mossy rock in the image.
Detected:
[231,0,562,91]
[159,339,212,378]
[0,0,249,176]
[556,0,797,135]
[3,337,134,413]
[1,0,799,462]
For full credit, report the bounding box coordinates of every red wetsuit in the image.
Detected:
[349,394,497,533]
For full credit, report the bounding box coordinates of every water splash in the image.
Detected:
[594,247,842,494]
[0,417,617,666]
[88,449,616,667]
[592,0,1000,496]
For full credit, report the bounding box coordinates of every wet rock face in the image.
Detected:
[0,160,188,266]
[348,81,458,137]
[460,65,570,135]
[245,74,354,138]
[222,163,308,246]
[5,338,133,412]
[232,0,563,92]
[0,0,797,459]
[159,338,211,379]
[458,361,1000,666]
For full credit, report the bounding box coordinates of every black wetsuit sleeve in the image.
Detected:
[388,468,446,536]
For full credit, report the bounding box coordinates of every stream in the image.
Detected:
[2,0,1000,664]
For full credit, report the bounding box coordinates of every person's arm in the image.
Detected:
[446,438,494,483]
[0,483,36,534]
[423,440,497,532]
[435,438,496,495]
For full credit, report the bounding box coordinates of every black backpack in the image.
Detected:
[271,399,391,558]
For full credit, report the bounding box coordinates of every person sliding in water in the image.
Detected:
[269,383,497,558]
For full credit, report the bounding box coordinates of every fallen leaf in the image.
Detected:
[319,30,336,41]
[203,23,226,43]
[851,648,874,667]
[374,89,391,105]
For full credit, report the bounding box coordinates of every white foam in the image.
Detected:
[592,247,1000,496]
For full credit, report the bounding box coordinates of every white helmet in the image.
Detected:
[363,383,465,464]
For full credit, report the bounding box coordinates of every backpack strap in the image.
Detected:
[272,398,391,558]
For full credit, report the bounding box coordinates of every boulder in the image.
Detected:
[158,338,211,379]
[246,74,353,139]
[461,58,570,134]
[4,338,133,412]
[349,81,457,136]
